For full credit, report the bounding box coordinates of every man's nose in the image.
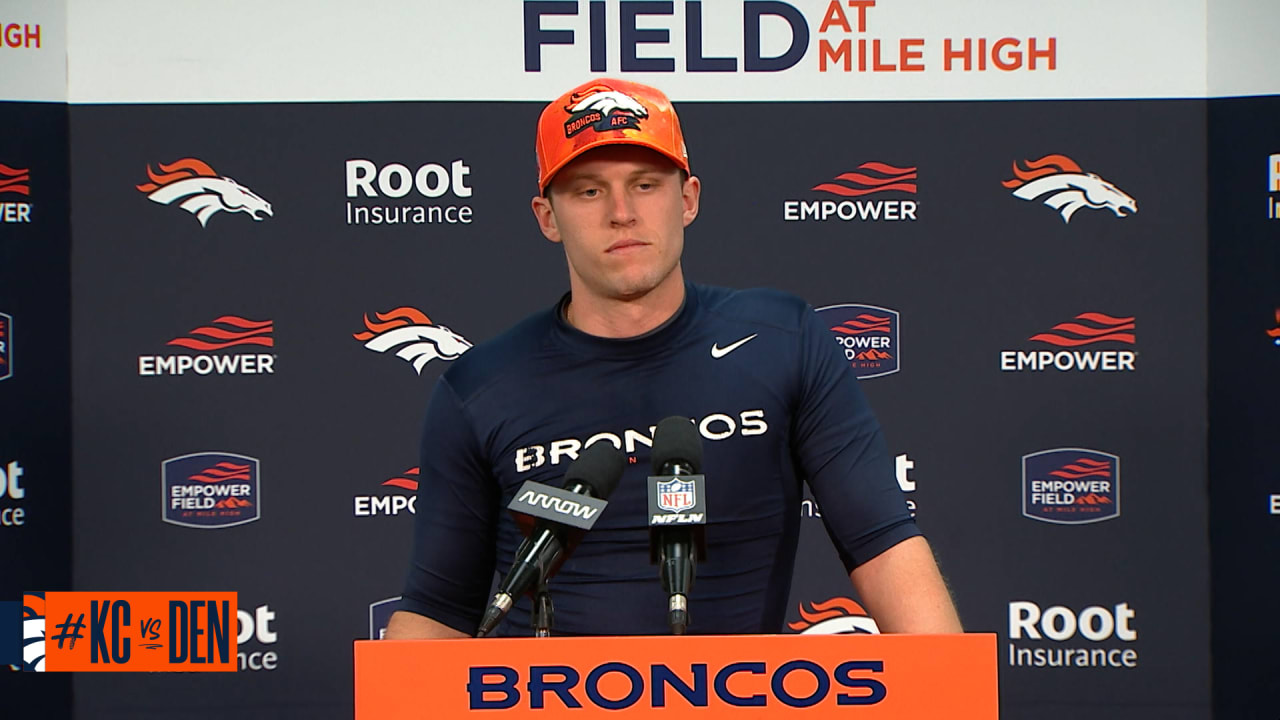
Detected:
[608,188,637,225]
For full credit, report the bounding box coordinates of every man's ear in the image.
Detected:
[531,194,561,243]
[681,174,701,228]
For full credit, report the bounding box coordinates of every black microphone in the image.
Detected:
[648,416,707,635]
[476,441,624,637]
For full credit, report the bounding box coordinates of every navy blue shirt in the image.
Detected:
[400,283,918,635]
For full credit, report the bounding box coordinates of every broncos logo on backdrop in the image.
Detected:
[354,307,471,375]
[563,86,649,137]
[136,157,273,227]
[787,597,880,635]
[22,592,46,672]
[1003,154,1137,223]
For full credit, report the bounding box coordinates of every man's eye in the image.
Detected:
[580,188,599,197]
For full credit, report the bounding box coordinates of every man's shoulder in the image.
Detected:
[442,307,556,401]
[695,283,810,332]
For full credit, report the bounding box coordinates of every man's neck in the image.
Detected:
[565,270,687,339]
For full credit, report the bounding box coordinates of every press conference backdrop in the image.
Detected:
[1,1,1276,718]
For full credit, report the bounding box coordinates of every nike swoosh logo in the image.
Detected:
[711,334,758,359]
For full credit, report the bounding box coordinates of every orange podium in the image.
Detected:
[355,633,997,718]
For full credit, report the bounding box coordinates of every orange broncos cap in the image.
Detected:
[536,78,690,192]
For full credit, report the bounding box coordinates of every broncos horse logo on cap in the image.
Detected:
[563,85,649,138]
[354,307,471,375]
[1003,154,1136,223]
[137,158,273,227]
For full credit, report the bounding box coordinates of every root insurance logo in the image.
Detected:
[2,459,26,528]
[345,159,474,226]
[1008,600,1138,670]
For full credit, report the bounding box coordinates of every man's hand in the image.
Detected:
[383,610,470,639]
[849,536,963,633]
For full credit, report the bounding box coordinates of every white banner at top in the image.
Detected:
[0,0,66,103]
[52,0,1271,103]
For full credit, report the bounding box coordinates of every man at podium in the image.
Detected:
[385,79,962,639]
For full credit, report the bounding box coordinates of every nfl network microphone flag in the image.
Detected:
[647,473,708,553]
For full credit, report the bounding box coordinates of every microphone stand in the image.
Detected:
[532,578,554,637]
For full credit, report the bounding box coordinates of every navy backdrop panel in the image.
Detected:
[67,99,1208,718]
[0,101,72,716]
[1208,96,1280,720]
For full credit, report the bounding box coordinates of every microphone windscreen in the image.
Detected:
[651,416,703,474]
[564,440,625,499]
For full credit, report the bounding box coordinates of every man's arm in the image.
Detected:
[384,610,469,639]
[849,535,962,633]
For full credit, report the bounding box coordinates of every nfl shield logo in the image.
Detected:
[657,477,696,513]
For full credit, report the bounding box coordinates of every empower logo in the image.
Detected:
[139,316,276,376]
[1022,448,1119,525]
[137,158,272,227]
[354,467,418,518]
[0,163,30,195]
[1,163,32,223]
[1000,312,1136,372]
[815,304,900,379]
[783,162,918,222]
[1003,154,1136,223]
[162,452,260,529]
[354,307,471,374]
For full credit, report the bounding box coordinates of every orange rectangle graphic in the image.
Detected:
[355,633,998,719]
[42,592,237,671]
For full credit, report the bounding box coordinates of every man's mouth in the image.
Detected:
[606,239,647,253]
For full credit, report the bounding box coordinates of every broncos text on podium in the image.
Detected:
[345,159,474,226]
